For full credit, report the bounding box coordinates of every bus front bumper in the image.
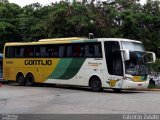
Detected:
[122,80,149,89]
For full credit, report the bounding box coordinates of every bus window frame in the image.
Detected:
[4,42,103,59]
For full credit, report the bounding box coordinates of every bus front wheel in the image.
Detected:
[26,73,34,86]
[90,77,103,92]
[16,73,26,86]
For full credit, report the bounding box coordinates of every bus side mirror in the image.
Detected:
[120,49,130,61]
[146,51,156,63]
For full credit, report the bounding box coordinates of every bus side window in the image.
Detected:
[85,44,95,58]
[66,45,72,57]
[65,44,84,58]
[79,44,84,57]
[47,45,59,57]
[20,47,25,57]
[52,46,59,57]
[15,47,20,58]
[94,43,102,58]
[25,46,35,58]
[35,46,41,57]
[46,46,51,57]
[15,47,24,58]
[59,46,65,57]
[40,46,47,57]
[73,44,84,57]
[72,45,79,57]
[5,47,9,58]
[6,47,15,58]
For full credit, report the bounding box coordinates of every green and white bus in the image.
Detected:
[3,37,156,91]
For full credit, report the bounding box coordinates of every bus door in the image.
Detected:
[104,41,123,88]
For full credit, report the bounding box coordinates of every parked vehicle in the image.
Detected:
[0,53,3,80]
[3,37,156,91]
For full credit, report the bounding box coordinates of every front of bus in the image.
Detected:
[121,40,156,89]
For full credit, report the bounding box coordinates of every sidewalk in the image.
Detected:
[135,88,160,91]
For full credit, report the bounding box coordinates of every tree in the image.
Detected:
[0,0,159,59]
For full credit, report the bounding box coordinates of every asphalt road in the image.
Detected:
[0,83,160,114]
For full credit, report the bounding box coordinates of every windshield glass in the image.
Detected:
[125,51,148,76]
[121,41,148,76]
[121,41,145,52]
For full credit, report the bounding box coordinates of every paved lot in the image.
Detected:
[0,84,160,114]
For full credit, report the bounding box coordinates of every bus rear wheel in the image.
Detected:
[17,73,26,86]
[90,77,103,92]
[26,73,34,86]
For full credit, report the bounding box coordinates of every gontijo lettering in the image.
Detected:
[25,60,52,65]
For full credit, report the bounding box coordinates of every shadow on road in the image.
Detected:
[2,81,146,94]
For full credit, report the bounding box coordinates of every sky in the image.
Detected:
[9,0,58,6]
[9,0,147,7]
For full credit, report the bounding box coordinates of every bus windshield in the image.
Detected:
[125,51,148,76]
[121,41,145,52]
[121,41,148,76]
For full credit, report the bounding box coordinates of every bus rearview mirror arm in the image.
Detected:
[120,49,130,61]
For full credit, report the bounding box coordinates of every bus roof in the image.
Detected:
[4,38,142,46]
[99,38,142,43]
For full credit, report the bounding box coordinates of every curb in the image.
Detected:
[135,88,160,91]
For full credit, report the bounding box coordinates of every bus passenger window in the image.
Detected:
[15,47,20,58]
[15,47,24,58]
[20,48,25,57]
[66,46,72,57]
[25,47,35,57]
[5,47,15,58]
[65,44,84,58]
[74,44,85,57]
[94,44,102,58]
[47,45,59,57]
[53,46,59,57]
[85,45,95,57]
[79,45,84,57]
[59,46,65,57]
[35,46,41,57]
[40,47,47,57]
[72,45,79,57]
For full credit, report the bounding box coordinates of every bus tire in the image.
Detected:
[16,73,26,86]
[90,77,103,92]
[26,73,34,86]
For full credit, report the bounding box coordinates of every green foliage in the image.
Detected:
[0,0,160,63]
[150,58,160,72]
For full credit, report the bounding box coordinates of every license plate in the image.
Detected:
[138,84,142,86]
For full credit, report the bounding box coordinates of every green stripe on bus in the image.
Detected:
[48,59,72,79]
[48,58,85,80]
[59,58,86,79]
